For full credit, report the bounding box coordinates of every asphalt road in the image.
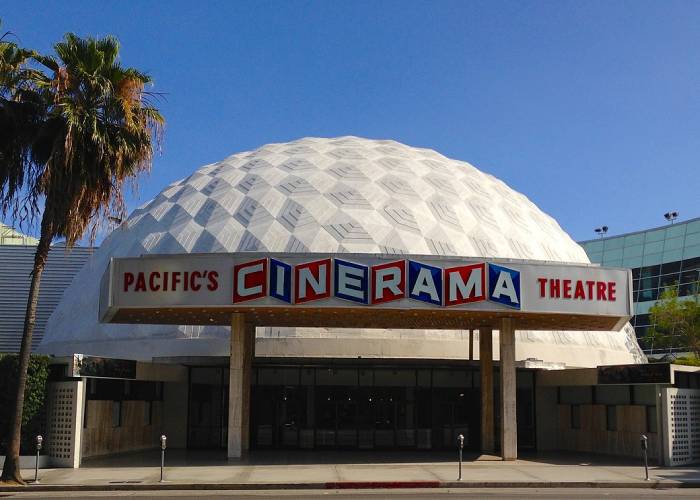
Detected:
[1,489,698,499]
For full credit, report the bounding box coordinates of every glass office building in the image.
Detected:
[580,217,700,356]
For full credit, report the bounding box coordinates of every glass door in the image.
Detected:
[188,367,226,449]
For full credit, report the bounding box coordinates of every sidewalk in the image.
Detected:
[2,451,700,491]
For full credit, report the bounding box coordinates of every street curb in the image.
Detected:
[0,480,698,492]
[326,481,441,489]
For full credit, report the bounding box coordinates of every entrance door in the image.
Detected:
[432,388,480,450]
[188,367,227,449]
[249,365,489,451]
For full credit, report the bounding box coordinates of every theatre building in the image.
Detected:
[29,137,699,467]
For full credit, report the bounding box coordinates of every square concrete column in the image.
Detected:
[499,317,517,461]
[479,327,494,454]
[228,313,254,459]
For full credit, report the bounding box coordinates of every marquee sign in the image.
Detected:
[100,253,633,330]
[227,258,524,308]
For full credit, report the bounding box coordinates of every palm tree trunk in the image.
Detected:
[0,222,52,485]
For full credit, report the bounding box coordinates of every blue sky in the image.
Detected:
[3,0,699,243]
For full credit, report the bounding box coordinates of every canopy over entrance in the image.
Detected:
[98,252,632,463]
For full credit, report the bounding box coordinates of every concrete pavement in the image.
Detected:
[6,489,700,499]
[1,451,699,492]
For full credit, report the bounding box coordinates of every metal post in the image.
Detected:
[160,435,167,483]
[457,433,464,480]
[640,434,649,481]
[34,435,43,484]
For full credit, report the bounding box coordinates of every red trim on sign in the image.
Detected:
[294,258,332,303]
[370,260,406,304]
[233,258,268,303]
[443,262,486,307]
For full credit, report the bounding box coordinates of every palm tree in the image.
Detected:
[0,31,163,484]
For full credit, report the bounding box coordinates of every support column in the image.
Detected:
[468,329,474,361]
[499,318,517,461]
[479,327,494,454]
[228,313,254,459]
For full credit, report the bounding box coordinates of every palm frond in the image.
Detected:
[2,28,165,245]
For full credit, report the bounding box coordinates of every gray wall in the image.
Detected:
[0,245,93,352]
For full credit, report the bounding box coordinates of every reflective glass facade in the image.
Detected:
[580,217,700,356]
[184,363,537,452]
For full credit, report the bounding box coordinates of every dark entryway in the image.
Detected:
[187,367,228,449]
[249,362,536,452]
[187,362,535,452]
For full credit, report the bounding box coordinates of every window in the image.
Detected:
[680,268,700,284]
[639,264,660,279]
[660,260,682,274]
[570,405,581,430]
[644,241,665,255]
[682,256,700,271]
[659,274,680,288]
[636,335,652,351]
[624,233,645,247]
[639,274,659,290]
[635,314,651,326]
[606,405,617,431]
[603,238,624,251]
[680,282,699,296]
[316,368,356,386]
[646,406,657,433]
[638,288,658,302]
[636,326,650,339]
[112,401,122,428]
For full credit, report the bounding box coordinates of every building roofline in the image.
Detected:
[578,216,700,244]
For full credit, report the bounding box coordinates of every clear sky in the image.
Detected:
[2,0,699,243]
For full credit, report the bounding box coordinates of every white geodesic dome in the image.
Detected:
[39,136,645,366]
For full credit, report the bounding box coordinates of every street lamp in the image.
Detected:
[664,211,679,224]
[594,226,608,238]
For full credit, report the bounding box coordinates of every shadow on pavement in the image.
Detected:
[81,449,653,468]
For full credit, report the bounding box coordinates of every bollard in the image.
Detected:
[640,434,649,481]
[34,435,43,484]
[457,433,464,480]
[160,434,167,483]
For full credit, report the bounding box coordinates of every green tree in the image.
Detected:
[0,355,50,453]
[0,28,163,484]
[646,282,700,359]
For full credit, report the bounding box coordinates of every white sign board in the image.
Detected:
[100,253,632,329]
